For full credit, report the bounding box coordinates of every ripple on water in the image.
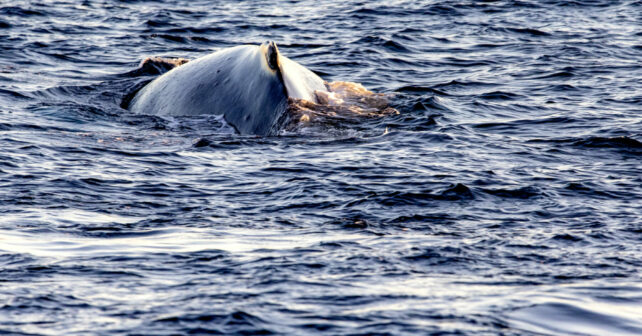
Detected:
[0,0,641,335]
[509,297,642,336]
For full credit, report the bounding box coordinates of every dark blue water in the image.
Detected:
[1,1,641,335]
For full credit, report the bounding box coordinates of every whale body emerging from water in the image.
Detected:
[128,41,327,135]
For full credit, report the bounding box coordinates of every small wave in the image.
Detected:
[474,116,576,128]
[532,70,575,80]
[501,27,551,37]
[153,310,270,334]
[355,35,412,52]
[562,182,627,200]
[574,136,642,149]
[478,91,523,100]
[367,184,475,207]
[144,33,188,43]
[144,19,172,28]
[529,136,642,152]
[166,26,226,34]
[441,57,496,67]
[0,6,45,17]
[403,246,473,266]
[395,85,449,96]
[509,301,642,336]
[413,97,449,112]
[0,88,31,101]
[481,186,541,199]
[422,4,461,16]
[430,80,499,94]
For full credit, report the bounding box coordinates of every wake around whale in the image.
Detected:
[127,41,395,135]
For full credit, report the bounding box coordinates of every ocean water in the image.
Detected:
[1,0,641,335]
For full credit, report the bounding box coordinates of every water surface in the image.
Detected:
[0,0,641,335]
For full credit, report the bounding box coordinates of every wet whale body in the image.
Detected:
[128,41,327,135]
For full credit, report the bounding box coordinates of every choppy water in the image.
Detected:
[1,0,641,335]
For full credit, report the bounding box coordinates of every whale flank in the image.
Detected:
[126,42,394,135]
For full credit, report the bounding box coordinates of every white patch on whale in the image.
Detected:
[128,41,327,135]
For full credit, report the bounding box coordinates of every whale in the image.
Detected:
[128,41,327,135]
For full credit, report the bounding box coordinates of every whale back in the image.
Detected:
[280,53,326,102]
[129,42,327,135]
